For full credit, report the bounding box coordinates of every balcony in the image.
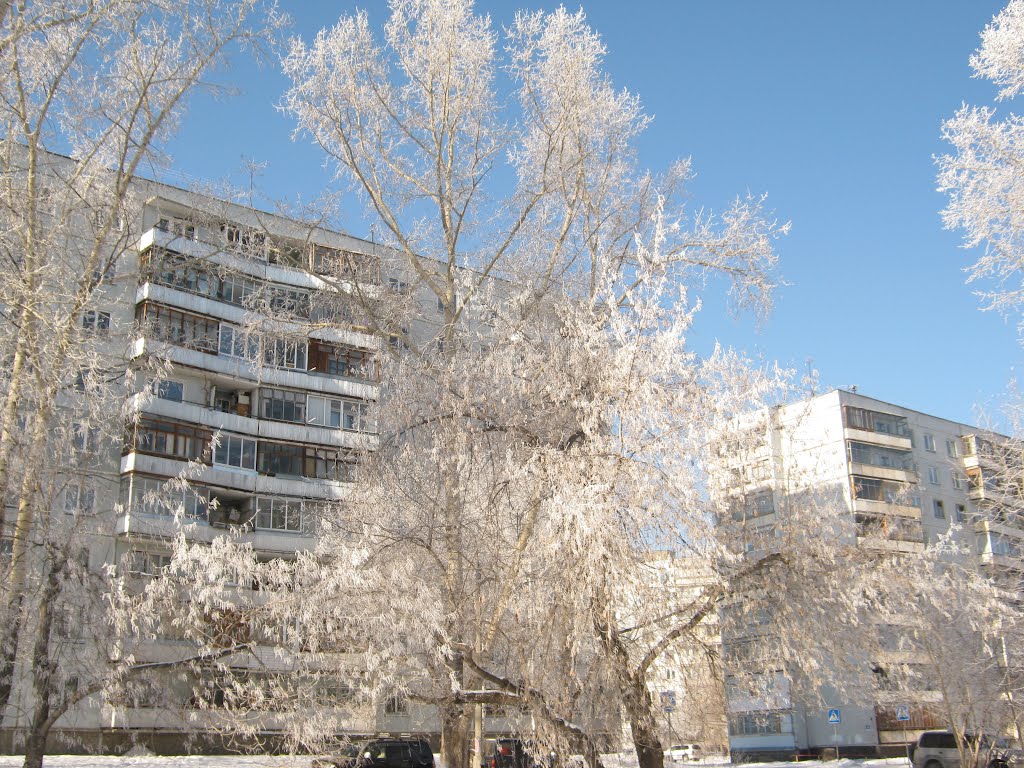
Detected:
[857,536,925,554]
[137,226,382,293]
[849,461,916,483]
[130,337,378,401]
[118,452,353,502]
[843,406,913,450]
[127,393,377,453]
[856,514,924,544]
[851,475,919,518]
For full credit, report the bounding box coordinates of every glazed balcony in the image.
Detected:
[843,406,912,450]
[126,393,377,453]
[137,225,382,291]
[129,336,379,402]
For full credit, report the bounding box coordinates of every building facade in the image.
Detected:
[718,389,1023,759]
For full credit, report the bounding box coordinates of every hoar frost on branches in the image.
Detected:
[271,4,789,767]
[939,0,1024,321]
[0,2,283,767]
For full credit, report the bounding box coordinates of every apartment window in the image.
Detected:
[260,388,306,424]
[728,712,783,736]
[255,497,304,533]
[258,442,304,477]
[384,694,408,715]
[852,476,909,504]
[90,262,116,287]
[152,379,184,403]
[137,302,219,354]
[213,434,256,471]
[304,447,358,483]
[131,418,210,462]
[267,285,310,318]
[120,476,208,519]
[221,223,265,255]
[955,503,966,523]
[946,439,959,458]
[156,215,196,239]
[217,273,258,307]
[307,395,373,432]
[71,422,100,452]
[927,466,940,485]
[388,278,409,294]
[128,550,172,576]
[951,471,964,491]
[308,341,376,380]
[923,434,936,452]
[218,324,259,361]
[933,499,946,519]
[264,337,307,370]
[64,485,95,515]
[142,250,215,298]
[81,310,111,335]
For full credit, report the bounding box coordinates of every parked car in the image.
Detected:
[488,739,554,768]
[312,738,435,768]
[665,744,702,762]
[910,730,1009,768]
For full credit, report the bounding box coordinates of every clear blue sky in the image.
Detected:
[164,1,1018,428]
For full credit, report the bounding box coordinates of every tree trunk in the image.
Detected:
[22,563,59,768]
[441,700,472,768]
[627,694,664,768]
[0,399,53,713]
[597,610,664,768]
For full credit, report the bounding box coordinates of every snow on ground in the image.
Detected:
[0,757,913,768]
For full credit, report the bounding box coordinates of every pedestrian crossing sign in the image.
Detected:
[827,708,841,724]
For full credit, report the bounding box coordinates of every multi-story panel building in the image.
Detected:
[717,389,1023,760]
[0,170,490,750]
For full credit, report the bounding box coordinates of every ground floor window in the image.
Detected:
[728,711,786,736]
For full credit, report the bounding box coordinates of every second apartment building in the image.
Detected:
[718,389,1023,759]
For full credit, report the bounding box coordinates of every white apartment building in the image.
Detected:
[718,389,1023,760]
[3,172,498,752]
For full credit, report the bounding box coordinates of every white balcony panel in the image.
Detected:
[136,283,379,352]
[255,417,377,451]
[255,474,351,502]
[117,511,318,556]
[844,427,912,451]
[115,511,210,541]
[848,462,916,483]
[120,452,258,493]
[974,518,1024,540]
[249,527,318,554]
[851,497,920,519]
[129,394,377,451]
[137,282,251,326]
[857,537,925,554]
[121,452,352,502]
[980,552,1024,569]
[130,338,378,401]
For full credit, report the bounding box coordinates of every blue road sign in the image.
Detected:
[827,708,841,724]
[661,691,676,713]
[896,705,911,722]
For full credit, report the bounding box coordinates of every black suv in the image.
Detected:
[313,738,435,768]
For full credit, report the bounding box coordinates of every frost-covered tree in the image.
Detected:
[939,0,1024,322]
[278,3,789,768]
[0,2,283,765]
